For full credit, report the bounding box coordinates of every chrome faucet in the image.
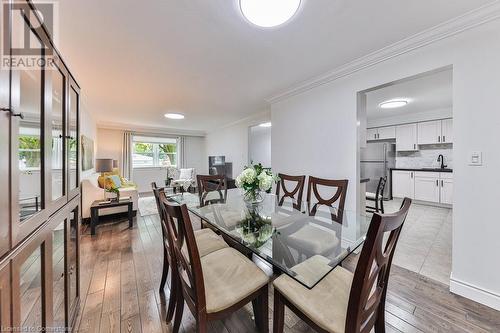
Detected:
[437,154,447,169]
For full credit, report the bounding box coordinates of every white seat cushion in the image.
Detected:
[182,229,228,260]
[285,224,340,255]
[201,247,269,313]
[273,257,353,333]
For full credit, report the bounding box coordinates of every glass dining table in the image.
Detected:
[170,189,372,289]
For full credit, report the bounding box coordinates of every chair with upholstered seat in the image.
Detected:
[151,183,228,324]
[366,176,387,214]
[273,198,412,333]
[197,174,228,207]
[160,196,270,333]
[306,176,348,223]
[276,173,306,210]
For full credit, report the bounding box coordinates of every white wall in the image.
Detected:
[249,126,272,167]
[184,136,207,175]
[271,20,500,310]
[205,111,270,177]
[96,128,123,162]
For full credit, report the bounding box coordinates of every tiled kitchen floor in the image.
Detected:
[384,198,452,285]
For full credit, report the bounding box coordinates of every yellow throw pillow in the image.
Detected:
[97,175,106,188]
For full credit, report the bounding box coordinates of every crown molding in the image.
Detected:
[266,1,500,104]
[96,121,207,137]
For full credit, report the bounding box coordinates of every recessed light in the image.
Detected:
[259,122,272,128]
[379,100,409,109]
[164,113,185,120]
[240,0,301,28]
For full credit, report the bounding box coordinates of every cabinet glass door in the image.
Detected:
[51,68,65,202]
[68,87,79,195]
[52,220,66,329]
[18,246,44,330]
[10,2,52,244]
[68,206,79,314]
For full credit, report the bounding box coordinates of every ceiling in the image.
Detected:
[47,0,491,132]
[365,68,453,120]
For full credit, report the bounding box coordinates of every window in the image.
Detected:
[132,136,178,168]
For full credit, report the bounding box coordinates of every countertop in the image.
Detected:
[391,167,453,173]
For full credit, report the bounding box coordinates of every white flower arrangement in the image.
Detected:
[236,163,278,202]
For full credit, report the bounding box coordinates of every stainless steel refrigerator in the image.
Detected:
[360,142,395,199]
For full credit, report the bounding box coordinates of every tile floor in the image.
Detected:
[384,198,452,285]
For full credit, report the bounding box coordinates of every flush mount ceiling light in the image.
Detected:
[379,99,409,109]
[239,0,301,28]
[259,122,272,127]
[164,113,185,120]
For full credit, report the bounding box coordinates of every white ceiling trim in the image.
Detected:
[266,1,500,104]
[97,121,206,137]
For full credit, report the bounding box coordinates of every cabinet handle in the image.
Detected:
[65,135,74,140]
[443,136,446,142]
[441,180,444,187]
[436,180,439,186]
[413,144,416,150]
[411,172,413,179]
[438,136,441,142]
[0,107,24,119]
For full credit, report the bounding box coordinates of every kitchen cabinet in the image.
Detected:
[396,124,418,151]
[392,171,415,199]
[442,119,453,143]
[367,126,396,141]
[414,172,440,202]
[440,173,453,204]
[418,120,441,145]
[417,119,453,145]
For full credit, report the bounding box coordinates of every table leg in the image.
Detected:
[128,203,133,229]
[90,208,97,235]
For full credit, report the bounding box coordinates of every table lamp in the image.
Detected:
[95,158,113,175]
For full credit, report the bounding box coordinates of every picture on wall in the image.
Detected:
[81,135,94,171]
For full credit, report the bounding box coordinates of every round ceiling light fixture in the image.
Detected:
[259,122,272,128]
[239,0,301,28]
[379,99,409,109]
[164,113,185,120]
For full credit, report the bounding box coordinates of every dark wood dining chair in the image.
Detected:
[196,174,228,207]
[366,176,387,214]
[275,173,306,210]
[273,197,412,333]
[306,176,348,222]
[160,197,270,333]
[152,184,229,324]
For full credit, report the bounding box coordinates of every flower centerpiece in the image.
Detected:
[236,163,278,205]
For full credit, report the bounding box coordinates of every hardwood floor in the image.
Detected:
[75,213,500,333]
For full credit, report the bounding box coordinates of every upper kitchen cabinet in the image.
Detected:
[417,120,441,145]
[367,126,396,141]
[417,119,453,145]
[396,124,418,151]
[441,118,453,143]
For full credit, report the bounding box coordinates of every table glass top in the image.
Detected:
[170,189,371,289]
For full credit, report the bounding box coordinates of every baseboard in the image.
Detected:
[450,274,500,311]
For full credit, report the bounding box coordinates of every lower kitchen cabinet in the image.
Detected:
[440,173,454,205]
[392,170,453,205]
[414,172,440,202]
[392,170,415,199]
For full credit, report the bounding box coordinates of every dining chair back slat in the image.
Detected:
[345,198,412,332]
[276,174,306,210]
[306,177,348,222]
[197,174,228,207]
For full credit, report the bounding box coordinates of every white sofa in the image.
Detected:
[81,173,138,219]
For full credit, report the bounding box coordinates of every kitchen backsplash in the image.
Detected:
[396,144,453,169]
